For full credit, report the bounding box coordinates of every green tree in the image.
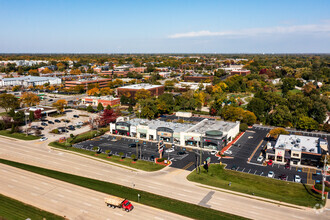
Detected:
[267,105,292,127]
[97,103,104,111]
[0,93,20,112]
[308,102,327,124]
[29,111,35,122]
[247,97,266,121]
[106,105,112,110]
[86,105,94,112]
[296,116,319,130]
[269,127,289,139]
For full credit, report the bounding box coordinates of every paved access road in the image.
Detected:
[0,163,189,220]
[0,137,329,220]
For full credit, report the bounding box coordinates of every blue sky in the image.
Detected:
[0,0,329,53]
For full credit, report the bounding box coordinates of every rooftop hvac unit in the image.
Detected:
[301,147,307,151]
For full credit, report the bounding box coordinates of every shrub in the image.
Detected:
[131,154,136,161]
[314,183,330,192]
[239,123,248,132]
[119,152,124,158]
[50,129,59,134]
[157,158,165,163]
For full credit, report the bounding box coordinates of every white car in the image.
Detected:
[165,148,175,153]
[294,175,301,183]
[224,150,232,155]
[267,171,275,178]
[257,156,264,162]
[75,122,83,126]
[39,137,48,141]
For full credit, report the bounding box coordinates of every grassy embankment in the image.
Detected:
[0,193,64,220]
[0,158,247,220]
[187,164,324,207]
[0,130,39,140]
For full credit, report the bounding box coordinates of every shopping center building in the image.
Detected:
[110,117,240,150]
[265,134,328,167]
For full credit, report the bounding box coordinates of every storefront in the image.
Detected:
[184,136,200,147]
[156,127,173,143]
[114,122,130,136]
[201,130,227,150]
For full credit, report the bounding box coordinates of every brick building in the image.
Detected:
[129,67,147,73]
[117,83,164,98]
[65,78,112,89]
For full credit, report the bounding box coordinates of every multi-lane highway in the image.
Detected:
[0,136,329,220]
[0,163,187,220]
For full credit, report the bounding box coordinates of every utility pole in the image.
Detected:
[136,138,139,160]
[322,154,328,200]
[24,110,28,136]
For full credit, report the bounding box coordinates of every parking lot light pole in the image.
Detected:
[322,154,328,200]
[24,109,28,136]
[136,138,139,160]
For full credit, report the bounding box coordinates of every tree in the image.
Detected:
[247,98,266,121]
[0,93,20,112]
[269,128,289,139]
[20,92,40,107]
[135,89,151,100]
[86,105,94,112]
[308,102,327,124]
[296,116,319,130]
[87,87,100,96]
[12,85,21,92]
[34,109,42,120]
[29,111,35,122]
[72,85,85,93]
[97,102,104,111]
[100,87,113,96]
[98,109,117,127]
[106,105,112,110]
[267,105,292,127]
[53,99,67,113]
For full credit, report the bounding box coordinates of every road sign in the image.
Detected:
[159,147,164,153]
[206,157,211,164]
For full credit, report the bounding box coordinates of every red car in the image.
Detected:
[267,160,273,166]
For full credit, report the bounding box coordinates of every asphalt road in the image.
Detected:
[0,163,188,220]
[0,137,329,220]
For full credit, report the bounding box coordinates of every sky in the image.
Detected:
[0,0,329,53]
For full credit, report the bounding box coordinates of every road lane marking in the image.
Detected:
[57,194,64,198]
[33,186,40,190]
[183,189,192,193]
[154,217,164,220]
[51,199,58,203]
[41,182,49,185]
[11,179,18,182]
[30,192,38,196]
[114,213,123,216]
[80,209,88,213]
[83,202,92,207]
[147,185,157,189]
[177,193,187,197]
[291,215,304,219]
[252,206,263,210]
[91,197,99,201]
[7,184,14,188]
[64,189,72,192]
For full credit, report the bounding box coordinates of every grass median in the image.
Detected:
[0,130,39,140]
[49,141,165,172]
[0,158,247,220]
[0,193,64,220]
[187,164,323,208]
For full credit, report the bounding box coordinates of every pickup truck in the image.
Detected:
[104,196,134,212]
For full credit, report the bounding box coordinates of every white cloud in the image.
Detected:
[168,23,330,39]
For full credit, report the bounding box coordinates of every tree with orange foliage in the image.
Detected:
[100,87,113,96]
[53,99,67,113]
[87,87,100,96]
[28,69,39,76]
[42,67,52,74]
[70,69,82,75]
[135,89,151,100]
[20,92,40,107]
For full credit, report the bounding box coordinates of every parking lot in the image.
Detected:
[24,109,94,138]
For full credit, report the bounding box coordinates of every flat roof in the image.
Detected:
[275,134,321,154]
[84,96,119,101]
[187,119,238,134]
[118,83,163,90]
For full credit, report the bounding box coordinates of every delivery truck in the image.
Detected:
[104,196,134,212]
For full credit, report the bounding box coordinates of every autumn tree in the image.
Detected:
[135,89,151,100]
[0,93,20,112]
[20,92,40,107]
[269,128,289,139]
[42,67,52,74]
[100,87,113,96]
[98,109,117,127]
[34,109,42,120]
[87,87,100,96]
[53,99,67,113]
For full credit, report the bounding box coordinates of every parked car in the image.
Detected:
[49,99,53,101]
[285,164,290,169]
[31,125,38,129]
[54,119,61,123]
[267,171,275,178]
[73,115,79,118]
[75,121,83,126]
[67,125,75,131]
[231,165,237,170]
[267,160,273,166]
[257,156,264,162]
[279,174,287,180]
[41,122,48,126]
[39,137,48,141]
[165,148,175,153]
[48,121,54,124]
[38,127,44,130]
[294,175,301,183]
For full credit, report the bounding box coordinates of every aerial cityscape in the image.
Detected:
[0,0,329,220]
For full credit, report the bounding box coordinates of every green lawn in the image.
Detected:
[187,164,323,208]
[49,141,165,172]
[0,130,40,140]
[0,158,247,220]
[0,193,64,220]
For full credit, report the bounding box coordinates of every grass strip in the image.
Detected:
[0,130,39,140]
[49,141,165,172]
[0,158,247,220]
[0,193,64,220]
[187,164,324,208]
